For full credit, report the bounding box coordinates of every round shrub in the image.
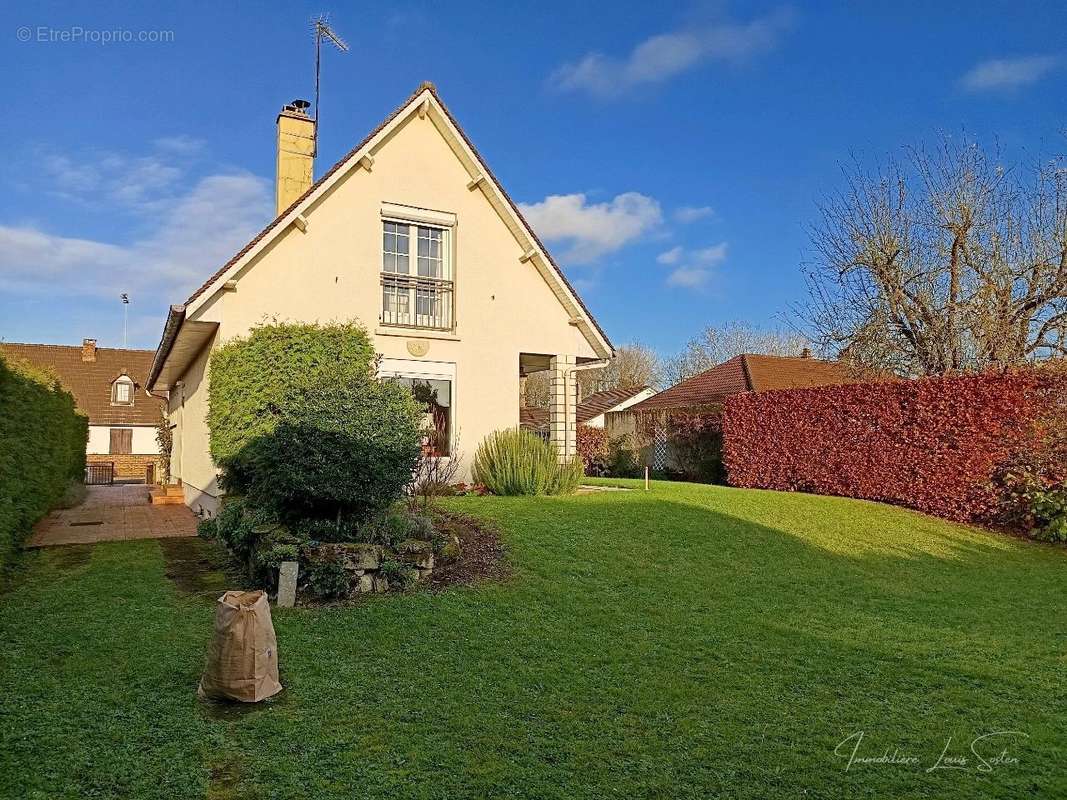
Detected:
[207,322,423,526]
[473,428,584,496]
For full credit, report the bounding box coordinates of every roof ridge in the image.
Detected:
[0,341,154,354]
[739,354,755,391]
[176,82,612,356]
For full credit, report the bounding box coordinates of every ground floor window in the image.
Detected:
[390,376,452,457]
[109,428,133,454]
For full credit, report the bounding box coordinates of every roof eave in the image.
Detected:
[146,305,186,391]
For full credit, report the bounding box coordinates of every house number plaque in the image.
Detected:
[406,340,430,357]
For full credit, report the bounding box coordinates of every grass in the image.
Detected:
[1,480,1064,799]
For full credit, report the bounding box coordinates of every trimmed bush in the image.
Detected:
[664,413,725,484]
[0,354,87,567]
[207,322,423,527]
[576,425,608,475]
[605,434,642,478]
[473,428,583,496]
[722,366,1067,527]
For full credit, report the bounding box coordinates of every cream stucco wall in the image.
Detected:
[168,332,220,515]
[166,94,601,515]
[87,424,159,455]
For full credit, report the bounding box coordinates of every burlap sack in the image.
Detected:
[198,590,282,703]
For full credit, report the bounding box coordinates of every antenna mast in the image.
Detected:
[120,293,129,348]
[312,15,349,158]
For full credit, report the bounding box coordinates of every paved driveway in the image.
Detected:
[27,484,198,548]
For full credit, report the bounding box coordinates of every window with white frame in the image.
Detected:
[381,220,453,329]
[111,375,134,405]
[380,358,455,457]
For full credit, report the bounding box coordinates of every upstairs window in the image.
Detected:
[111,375,134,405]
[381,220,453,330]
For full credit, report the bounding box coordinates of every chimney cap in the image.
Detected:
[801,347,812,358]
[282,99,311,116]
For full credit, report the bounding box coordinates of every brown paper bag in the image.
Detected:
[198,590,282,703]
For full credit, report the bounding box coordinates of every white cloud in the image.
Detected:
[666,266,713,288]
[664,242,728,288]
[0,172,271,300]
[675,205,715,223]
[657,245,683,264]
[551,8,794,97]
[36,138,211,210]
[693,243,728,264]
[519,192,663,263]
[960,55,1059,92]
[153,135,206,155]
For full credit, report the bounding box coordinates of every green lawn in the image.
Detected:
[2,480,1064,799]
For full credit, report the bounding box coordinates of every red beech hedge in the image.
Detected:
[721,367,1067,523]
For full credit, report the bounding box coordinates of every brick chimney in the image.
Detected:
[800,347,812,359]
[81,338,97,362]
[275,99,315,216]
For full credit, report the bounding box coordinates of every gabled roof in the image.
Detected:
[0,342,161,425]
[520,385,651,429]
[150,82,612,389]
[629,354,857,414]
[577,385,651,422]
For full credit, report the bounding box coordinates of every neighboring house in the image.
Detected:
[146,83,613,516]
[617,352,859,468]
[0,339,163,481]
[521,385,655,436]
[626,352,856,417]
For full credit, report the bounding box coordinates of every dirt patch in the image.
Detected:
[425,510,511,590]
[47,544,94,571]
[205,754,245,800]
[159,537,241,599]
[199,689,289,723]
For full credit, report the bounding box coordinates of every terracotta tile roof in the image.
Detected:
[520,385,650,430]
[629,354,857,414]
[177,81,612,353]
[0,342,161,426]
[519,406,549,430]
[576,385,650,423]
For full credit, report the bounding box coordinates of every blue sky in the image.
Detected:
[2,1,1064,355]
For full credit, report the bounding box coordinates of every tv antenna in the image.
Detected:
[120,293,129,348]
[312,15,349,157]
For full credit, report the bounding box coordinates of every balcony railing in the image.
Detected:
[381,273,454,330]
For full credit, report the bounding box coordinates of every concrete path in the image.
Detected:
[27,484,198,548]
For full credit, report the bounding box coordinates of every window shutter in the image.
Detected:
[110,429,133,455]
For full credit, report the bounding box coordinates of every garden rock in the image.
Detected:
[277,561,298,608]
[398,539,434,570]
[340,543,382,570]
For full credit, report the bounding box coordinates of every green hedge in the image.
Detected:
[0,354,88,567]
[207,322,423,527]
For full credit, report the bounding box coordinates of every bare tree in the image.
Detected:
[579,342,663,396]
[800,135,1067,375]
[661,322,809,385]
